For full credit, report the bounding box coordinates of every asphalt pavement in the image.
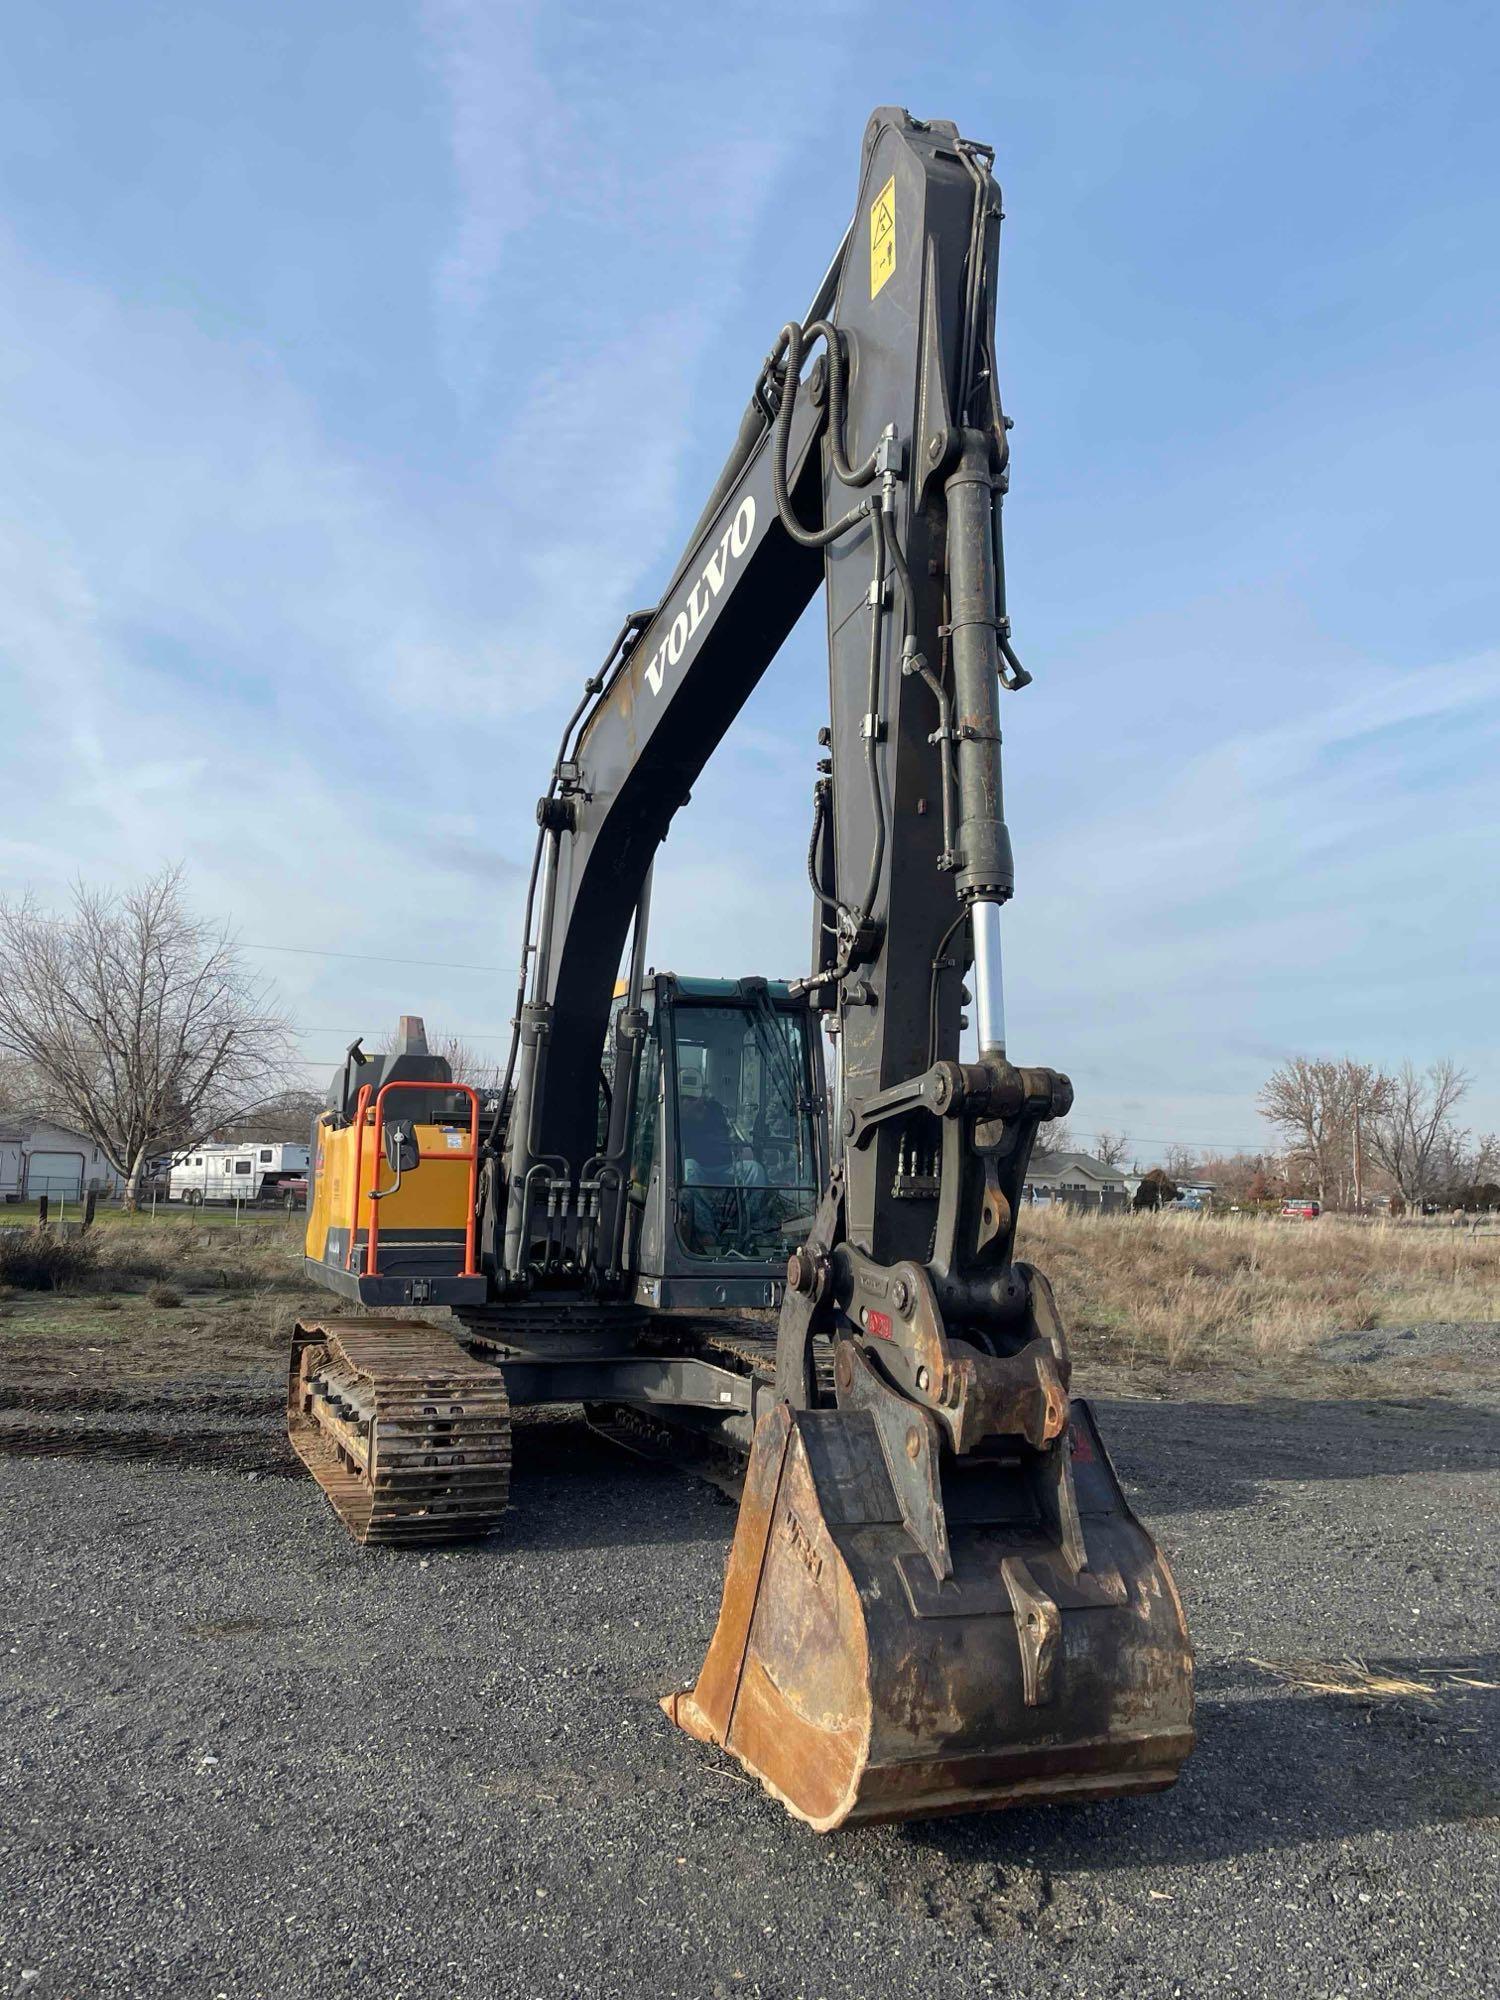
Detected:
[1,1318,1496,2000]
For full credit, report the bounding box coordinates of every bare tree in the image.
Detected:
[217,1087,324,1145]
[368,1029,504,1093]
[1160,1143,1202,1185]
[1258,1057,1390,1209]
[1093,1129,1131,1170]
[1424,1124,1500,1205]
[1258,1058,1336,1203]
[0,867,292,1207]
[1367,1059,1471,1211]
[430,1035,505,1093]
[1031,1119,1074,1162]
[0,1052,38,1113]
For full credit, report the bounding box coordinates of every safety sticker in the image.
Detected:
[870,174,896,299]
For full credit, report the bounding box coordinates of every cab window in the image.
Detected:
[672,1001,817,1262]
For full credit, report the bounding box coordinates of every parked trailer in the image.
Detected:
[169,1142,310,1209]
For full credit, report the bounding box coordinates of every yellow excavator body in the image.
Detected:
[305,1109,472,1274]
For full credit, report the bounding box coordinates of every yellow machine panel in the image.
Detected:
[305,1099,481,1307]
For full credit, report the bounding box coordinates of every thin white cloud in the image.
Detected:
[0,15,860,1086]
[0,231,539,1071]
[421,0,554,363]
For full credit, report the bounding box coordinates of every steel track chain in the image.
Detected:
[287,1318,512,1546]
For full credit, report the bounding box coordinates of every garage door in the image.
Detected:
[25,1150,84,1201]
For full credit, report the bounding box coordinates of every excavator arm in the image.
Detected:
[495,110,1062,1304]
[483,107,1194,1827]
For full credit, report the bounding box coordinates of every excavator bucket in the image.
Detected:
[666,1394,1193,1831]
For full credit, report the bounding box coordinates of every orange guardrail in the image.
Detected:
[342,1085,373,1270]
[360,1080,480,1280]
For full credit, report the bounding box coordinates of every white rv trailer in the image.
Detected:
[169,1141,310,1208]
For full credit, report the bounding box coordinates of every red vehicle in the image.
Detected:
[1279,1197,1321,1220]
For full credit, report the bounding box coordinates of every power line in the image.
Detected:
[1068,1126,1275,1153]
[243,941,506,974]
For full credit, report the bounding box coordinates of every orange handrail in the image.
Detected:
[342,1084,373,1269]
[363,1080,481,1280]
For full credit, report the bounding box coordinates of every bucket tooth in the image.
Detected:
[666,1397,1194,1831]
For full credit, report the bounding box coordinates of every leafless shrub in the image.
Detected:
[0,1228,97,1291]
[146,1283,184,1308]
[89,1236,171,1284]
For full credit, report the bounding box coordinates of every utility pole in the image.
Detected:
[1353,1091,1364,1215]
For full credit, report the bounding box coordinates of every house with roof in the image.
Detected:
[0,1114,122,1203]
[1022,1150,1129,1210]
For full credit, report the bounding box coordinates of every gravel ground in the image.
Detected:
[1,1296,1496,2000]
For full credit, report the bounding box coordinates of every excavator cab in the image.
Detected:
[615,976,827,1312]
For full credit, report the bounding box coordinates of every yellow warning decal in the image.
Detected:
[870,174,896,299]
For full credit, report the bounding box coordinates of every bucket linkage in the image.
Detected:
[666,1252,1194,1830]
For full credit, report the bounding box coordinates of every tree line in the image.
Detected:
[1034,1057,1494,1214]
[1140,1059,1496,1214]
[5,870,1490,1219]
[1256,1055,1494,1212]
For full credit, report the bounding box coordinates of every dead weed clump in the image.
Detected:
[1016,1206,1500,1374]
[0,1227,98,1292]
[1249,1656,1500,1704]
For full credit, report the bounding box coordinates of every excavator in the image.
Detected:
[288,106,1194,1830]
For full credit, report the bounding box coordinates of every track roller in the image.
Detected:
[287,1318,511,1546]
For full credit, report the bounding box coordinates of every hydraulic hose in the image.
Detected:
[805,317,881,490]
[883,518,959,865]
[487,609,655,1151]
[857,509,890,921]
[806,781,839,912]
[770,320,873,549]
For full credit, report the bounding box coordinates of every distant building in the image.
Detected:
[1023,1151,1129,1211]
[167,1140,309,1207]
[0,1115,122,1203]
[1172,1180,1217,1209]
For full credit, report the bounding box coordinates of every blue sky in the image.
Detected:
[1,0,1495,1158]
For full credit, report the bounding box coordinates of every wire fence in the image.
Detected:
[2,1180,304,1225]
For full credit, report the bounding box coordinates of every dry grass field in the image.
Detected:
[3,1203,1497,1399]
[0,1211,309,1366]
[1018,1203,1500,1375]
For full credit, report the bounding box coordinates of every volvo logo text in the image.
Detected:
[644,495,756,697]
